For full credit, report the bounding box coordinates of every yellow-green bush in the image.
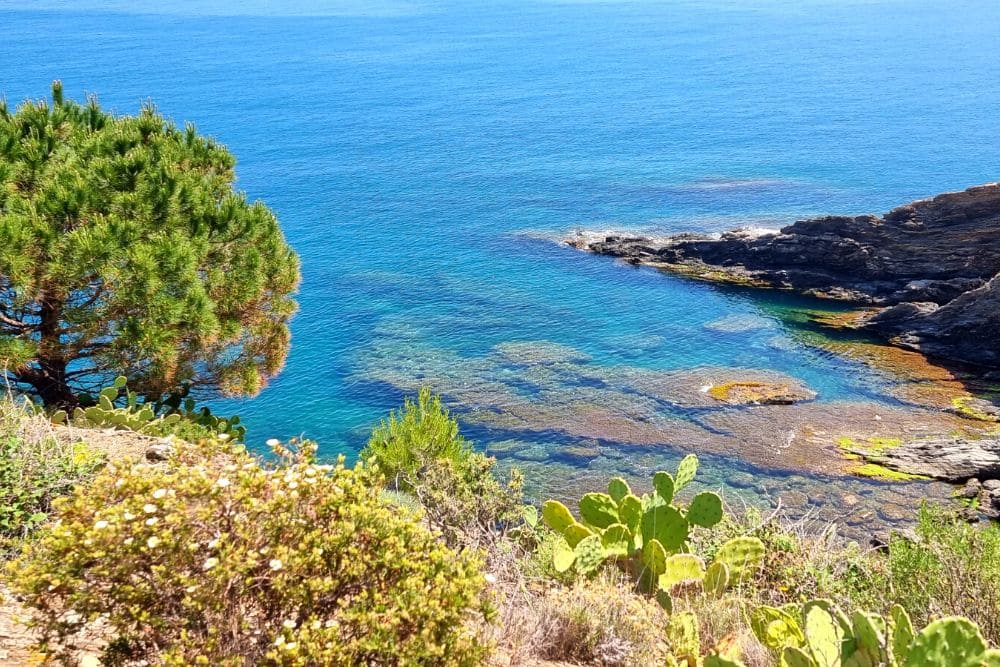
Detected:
[9,439,490,666]
[0,400,105,555]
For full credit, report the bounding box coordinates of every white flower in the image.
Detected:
[269,559,283,571]
[208,538,220,549]
[143,503,158,514]
[124,537,134,546]
[216,478,231,488]
[93,520,109,530]
[217,433,231,442]
[484,573,497,584]
[145,517,158,526]
[284,642,297,651]
[283,619,297,629]
[152,488,167,499]
[203,558,219,570]
[123,511,136,521]
[146,536,160,549]
[266,438,281,447]
[287,481,299,490]
[273,636,285,647]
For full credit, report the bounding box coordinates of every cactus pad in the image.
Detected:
[653,471,675,503]
[779,646,815,667]
[889,604,914,665]
[642,537,668,575]
[714,536,765,579]
[751,606,804,652]
[667,611,701,664]
[600,523,630,557]
[805,604,845,667]
[906,616,989,667]
[573,534,607,576]
[640,504,689,553]
[687,491,724,528]
[563,522,593,548]
[607,477,631,503]
[552,540,576,573]
[704,560,730,596]
[541,500,575,533]
[674,453,699,491]
[579,492,619,528]
[618,494,643,533]
[658,554,706,591]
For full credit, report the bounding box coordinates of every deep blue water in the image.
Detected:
[3,0,999,525]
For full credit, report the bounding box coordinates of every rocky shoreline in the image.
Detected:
[567,183,1000,507]
[569,183,1000,368]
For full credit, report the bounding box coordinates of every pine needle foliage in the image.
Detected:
[0,81,300,406]
[363,387,472,490]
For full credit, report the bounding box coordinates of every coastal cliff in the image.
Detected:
[569,183,1000,368]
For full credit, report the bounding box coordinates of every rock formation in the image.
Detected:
[569,183,1000,368]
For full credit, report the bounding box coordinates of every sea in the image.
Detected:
[3,0,999,533]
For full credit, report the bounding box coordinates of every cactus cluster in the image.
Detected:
[541,454,765,611]
[751,598,1000,666]
[37,377,245,442]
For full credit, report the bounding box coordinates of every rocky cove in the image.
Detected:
[566,183,1000,521]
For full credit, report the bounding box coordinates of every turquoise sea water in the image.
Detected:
[3,0,999,531]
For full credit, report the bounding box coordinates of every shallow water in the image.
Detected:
[3,0,999,537]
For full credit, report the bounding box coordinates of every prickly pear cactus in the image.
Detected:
[667,611,701,664]
[674,453,699,491]
[607,476,631,503]
[553,540,576,573]
[600,523,630,557]
[906,616,990,667]
[542,500,575,533]
[888,604,914,666]
[751,606,805,653]
[579,492,619,528]
[564,522,593,548]
[714,536,765,580]
[573,534,606,576]
[642,537,668,575]
[653,470,675,504]
[804,603,846,667]
[703,560,730,596]
[686,491,724,528]
[658,553,706,591]
[640,504,688,553]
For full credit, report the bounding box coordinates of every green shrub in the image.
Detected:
[362,388,471,490]
[0,400,104,555]
[9,439,490,666]
[876,504,1000,644]
[411,452,525,547]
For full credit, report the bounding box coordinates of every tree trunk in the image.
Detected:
[30,292,79,408]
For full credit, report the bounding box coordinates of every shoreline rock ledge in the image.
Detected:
[567,183,1000,368]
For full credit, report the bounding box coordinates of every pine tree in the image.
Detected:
[0,82,300,407]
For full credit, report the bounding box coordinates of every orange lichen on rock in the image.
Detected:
[706,381,816,405]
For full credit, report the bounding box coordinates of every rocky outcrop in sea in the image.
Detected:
[567,183,1000,490]
[569,183,1000,368]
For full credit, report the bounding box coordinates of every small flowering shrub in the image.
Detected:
[9,439,490,666]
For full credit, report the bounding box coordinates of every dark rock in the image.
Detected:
[145,442,174,461]
[862,435,1000,482]
[568,183,1000,368]
[960,478,983,498]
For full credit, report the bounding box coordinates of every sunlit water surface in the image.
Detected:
[4,0,999,537]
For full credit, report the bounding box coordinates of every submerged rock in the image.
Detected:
[706,380,816,405]
[568,182,1000,368]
